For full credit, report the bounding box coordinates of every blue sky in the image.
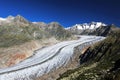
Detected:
[0,0,120,27]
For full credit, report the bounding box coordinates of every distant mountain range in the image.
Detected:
[0,15,107,31]
[66,22,106,30]
[66,22,118,36]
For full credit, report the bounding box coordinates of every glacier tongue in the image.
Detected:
[0,36,105,80]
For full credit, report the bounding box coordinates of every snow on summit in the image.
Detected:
[66,22,106,30]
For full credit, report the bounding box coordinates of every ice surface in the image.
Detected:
[0,36,105,80]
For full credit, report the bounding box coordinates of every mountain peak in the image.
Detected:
[49,22,60,25]
[14,15,29,24]
[15,14,23,19]
[15,15,25,20]
[68,22,106,30]
[47,22,63,29]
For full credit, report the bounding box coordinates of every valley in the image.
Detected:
[0,15,119,80]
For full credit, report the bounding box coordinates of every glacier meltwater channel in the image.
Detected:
[0,36,105,80]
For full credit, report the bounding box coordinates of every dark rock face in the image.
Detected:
[79,47,91,64]
[88,25,112,36]
[110,59,120,72]
[79,42,112,64]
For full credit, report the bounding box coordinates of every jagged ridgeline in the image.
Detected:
[57,28,120,80]
[66,22,118,37]
[0,15,72,47]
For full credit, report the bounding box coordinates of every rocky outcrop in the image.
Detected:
[79,42,112,64]
[88,25,112,36]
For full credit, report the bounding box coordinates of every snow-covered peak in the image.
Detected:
[68,22,106,30]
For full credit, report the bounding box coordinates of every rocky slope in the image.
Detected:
[0,38,59,68]
[0,15,73,68]
[57,27,120,80]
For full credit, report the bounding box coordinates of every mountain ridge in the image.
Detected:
[65,22,118,37]
[66,22,106,30]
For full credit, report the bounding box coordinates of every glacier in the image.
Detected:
[0,36,105,80]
